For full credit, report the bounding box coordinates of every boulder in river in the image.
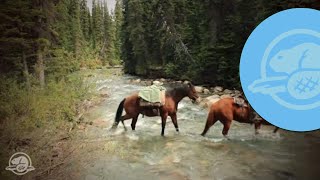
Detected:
[223,89,232,94]
[234,90,242,95]
[213,86,223,93]
[220,94,232,99]
[203,88,210,94]
[195,86,204,93]
[134,79,141,83]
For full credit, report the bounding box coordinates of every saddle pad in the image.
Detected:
[138,85,166,104]
[139,98,162,107]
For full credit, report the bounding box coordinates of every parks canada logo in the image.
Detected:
[5,152,35,175]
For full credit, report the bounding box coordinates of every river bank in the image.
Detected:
[0,68,122,180]
[127,77,243,108]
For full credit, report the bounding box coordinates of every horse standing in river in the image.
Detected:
[201,97,279,137]
[112,82,199,136]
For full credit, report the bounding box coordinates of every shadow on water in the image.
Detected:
[78,72,320,180]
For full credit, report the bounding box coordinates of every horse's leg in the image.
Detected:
[131,115,139,130]
[254,121,262,135]
[170,113,179,132]
[161,113,168,136]
[201,111,217,136]
[273,127,279,133]
[120,114,133,131]
[222,120,232,139]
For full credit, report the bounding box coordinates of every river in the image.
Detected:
[67,70,320,180]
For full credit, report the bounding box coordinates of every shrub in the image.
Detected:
[0,74,90,136]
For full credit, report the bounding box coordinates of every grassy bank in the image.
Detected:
[0,68,118,179]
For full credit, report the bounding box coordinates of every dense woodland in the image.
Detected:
[0,0,123,131]
[121,0,320,87]
[0,0,122,84]
[0,0,319,129]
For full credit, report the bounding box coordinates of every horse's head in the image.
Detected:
[184,81,199,103]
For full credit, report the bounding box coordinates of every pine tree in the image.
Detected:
[127,0,149,75]
[121,0,135,73]
[55,0,73,51]
[0,0,36,86]
[102,0,116,65]
[92,0,97,48]
[92,0,104,49]
[80,0,91,42]
[33,0,57,87]
[113,0,123,63]
[70,0,84,59]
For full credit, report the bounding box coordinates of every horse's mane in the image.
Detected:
[165,83,190,97]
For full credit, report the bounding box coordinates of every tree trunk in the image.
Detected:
[22,51,30,89]
[37,48,45,88]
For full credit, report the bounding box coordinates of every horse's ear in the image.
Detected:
[183,80,193,88]
[183,81,192,86]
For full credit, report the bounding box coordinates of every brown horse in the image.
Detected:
[201,97,279,137]
[112,82,199,136]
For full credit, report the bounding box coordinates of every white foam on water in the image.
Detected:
[126,133,139,141]
[209,138,224,143]
[107,127,125,136]
[96,79,111,84]
[173,155,181,163]
[178,103,185,109]
[97,85,108,91]
[151,124,159,129]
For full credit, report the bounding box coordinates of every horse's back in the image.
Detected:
[210,98,234,110]
[123,93,139,111]
[210,98,234,118]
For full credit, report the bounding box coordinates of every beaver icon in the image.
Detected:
[249,42,320,100]
[270,43,320,74]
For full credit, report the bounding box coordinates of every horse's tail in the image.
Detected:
[112,98,125,128]
[201,110,216,136]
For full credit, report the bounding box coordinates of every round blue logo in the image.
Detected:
[240,8,320,131]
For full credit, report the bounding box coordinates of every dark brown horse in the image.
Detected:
[201,97,279,137]
[112,82,199,136]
